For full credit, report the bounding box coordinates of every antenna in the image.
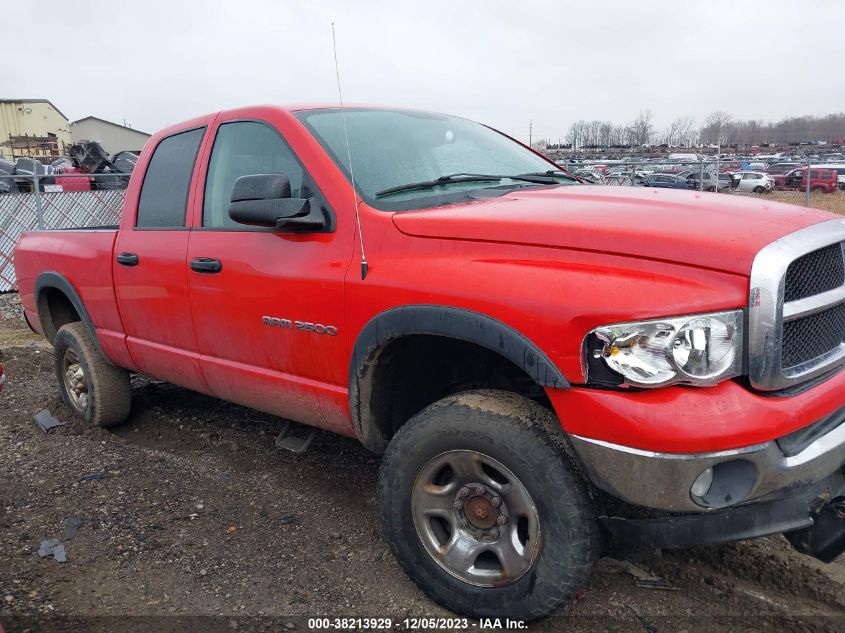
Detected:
[332,22,368,280]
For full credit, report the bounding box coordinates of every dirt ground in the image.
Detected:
[0,292,843,633]
[736,189,845,215]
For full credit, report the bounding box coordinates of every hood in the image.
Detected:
[391,185,834,275]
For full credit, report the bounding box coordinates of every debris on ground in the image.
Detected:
[79,471,109,481]
[37,539,67,563]
[63,517,85,541]
[633,578,681,591]
[34,409,64,433]
[605,557,679,590]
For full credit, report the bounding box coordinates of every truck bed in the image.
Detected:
[14,229,124,341]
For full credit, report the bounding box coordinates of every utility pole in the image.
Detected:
[529,120,533,148]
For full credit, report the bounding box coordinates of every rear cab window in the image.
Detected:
[136,128,205,228]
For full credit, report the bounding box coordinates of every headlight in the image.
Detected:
[586,310,743,388]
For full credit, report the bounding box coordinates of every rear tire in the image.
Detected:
[378,390,597,620]
[53,322,131,428]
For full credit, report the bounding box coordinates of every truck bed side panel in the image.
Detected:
[14,230,134,369]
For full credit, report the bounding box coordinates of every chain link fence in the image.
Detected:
[3,155,845,291]
[0,174,125,291]
[551,154,845,215]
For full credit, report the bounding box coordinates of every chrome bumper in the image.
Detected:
[570,417,845,513]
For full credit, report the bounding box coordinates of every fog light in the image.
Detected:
[690,467,714,498]
[690,460,758,509]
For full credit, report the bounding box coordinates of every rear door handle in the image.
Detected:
[116,252,139,266]
[190,258,222,274]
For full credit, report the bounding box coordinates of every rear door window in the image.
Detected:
[136,128,205,228]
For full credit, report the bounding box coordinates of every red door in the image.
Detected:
[184,116,355,434]
[114,125,210,393]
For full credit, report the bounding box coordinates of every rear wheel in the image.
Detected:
[54,322,131,428]
[378,390,597,620]
[812,186,827,194]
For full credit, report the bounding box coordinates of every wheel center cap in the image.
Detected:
[464,495,497,529]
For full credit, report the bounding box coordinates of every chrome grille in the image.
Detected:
[784,243,845,302]
[749,220,845,390]
[782,303,845,369]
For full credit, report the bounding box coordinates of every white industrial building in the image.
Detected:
[70,116,151,155]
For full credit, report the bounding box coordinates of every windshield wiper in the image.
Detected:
[375,171,574,198]
[513,170,580,182]
[376,173,503,198]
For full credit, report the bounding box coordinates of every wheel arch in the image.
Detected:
[349,305,568,453]
[34,271,102,352]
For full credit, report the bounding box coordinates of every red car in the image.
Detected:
[774,167,839,193]
[13,105,845,620]
[0,363,5,393]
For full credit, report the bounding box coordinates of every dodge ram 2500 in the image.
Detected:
[13,105,845,620]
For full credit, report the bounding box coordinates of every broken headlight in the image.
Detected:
[586,310,743,388]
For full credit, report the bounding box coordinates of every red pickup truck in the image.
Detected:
[13,105,845,620]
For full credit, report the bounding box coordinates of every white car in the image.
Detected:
[733,171,774,193]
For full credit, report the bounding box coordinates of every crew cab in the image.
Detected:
[13,105,845,620]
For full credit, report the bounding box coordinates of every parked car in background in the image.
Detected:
[733,171,774,194]
[765,162,802,175]
[571,168,605,183]
[813,164,845,190]
[687,171,736,192]
[640,174,691,189]
[775,168,839,193]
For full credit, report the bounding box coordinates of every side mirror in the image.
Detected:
[228,174,322,231]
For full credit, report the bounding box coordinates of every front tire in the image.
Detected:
[378,390,597,620]
[54,322,131,428]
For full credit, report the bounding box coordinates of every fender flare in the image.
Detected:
[34,271,103,353]
[348,305,568,452]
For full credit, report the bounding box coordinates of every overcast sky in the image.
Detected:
[3,0,843,142]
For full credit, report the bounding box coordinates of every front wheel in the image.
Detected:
[378,390,598,620]
[753,186,767,193]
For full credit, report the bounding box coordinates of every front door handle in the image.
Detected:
[116,252,139,266]
[190,258,222,274]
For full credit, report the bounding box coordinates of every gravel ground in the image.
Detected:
[0,292,843,633]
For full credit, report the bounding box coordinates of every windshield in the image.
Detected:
[296,108,575,209]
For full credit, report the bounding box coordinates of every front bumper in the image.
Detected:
[602,469,844,561]
[569,405,845,513]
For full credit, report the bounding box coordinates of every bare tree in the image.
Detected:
[611,124,627,147]
[664,116,696,147]
[568,120,592,149]
[599,121,613,147]
[562,110,845,150]
[701,111,732,145]
[630,109,655,146]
